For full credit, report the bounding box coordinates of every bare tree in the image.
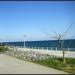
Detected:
[42,24,72,63]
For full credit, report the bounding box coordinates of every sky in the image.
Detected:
[0,1,75,42]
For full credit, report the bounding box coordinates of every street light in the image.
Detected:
[23,34,26,48]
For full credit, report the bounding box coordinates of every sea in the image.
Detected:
[2,39,75,51]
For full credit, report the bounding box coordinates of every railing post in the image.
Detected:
[38,47,39,50]
[42,47,43,50]
[47,47,48,50]
[51,47,52,50]
[34,47,36,50]
[56,47,57,51]
[68,48,69,51]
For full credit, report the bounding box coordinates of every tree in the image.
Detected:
[42,24,72,63]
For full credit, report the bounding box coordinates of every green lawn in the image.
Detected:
[32,57,75,74]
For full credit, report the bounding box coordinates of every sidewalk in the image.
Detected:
[0,54,68,74]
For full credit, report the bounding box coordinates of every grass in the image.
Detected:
[32,57,75,74]
[0,46,8,52]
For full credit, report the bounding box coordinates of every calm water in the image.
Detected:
[3,39,75,50]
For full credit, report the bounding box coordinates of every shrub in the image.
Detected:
[0,46,8,52]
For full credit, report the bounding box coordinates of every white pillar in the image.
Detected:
[68,48,69,51]
[38,47,39,50]
[56,47,57,51]
[51,48,52,50]
[42,47,43,50]
[47,47,48,50]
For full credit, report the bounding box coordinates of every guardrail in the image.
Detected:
[6,45,75,51]
[3,45,75,61]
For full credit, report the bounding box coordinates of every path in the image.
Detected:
[0,54,68,74]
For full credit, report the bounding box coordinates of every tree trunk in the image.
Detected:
[63,50,65,63]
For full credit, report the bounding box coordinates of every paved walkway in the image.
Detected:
[0,54,68,74]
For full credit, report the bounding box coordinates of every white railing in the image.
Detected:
[8,45,75,51]
[4,45,75,59]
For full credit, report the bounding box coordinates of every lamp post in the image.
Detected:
[23,34,26,48]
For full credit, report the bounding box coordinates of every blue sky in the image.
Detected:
[0,1,75,42]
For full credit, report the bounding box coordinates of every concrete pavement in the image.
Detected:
[0,54,68,74]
